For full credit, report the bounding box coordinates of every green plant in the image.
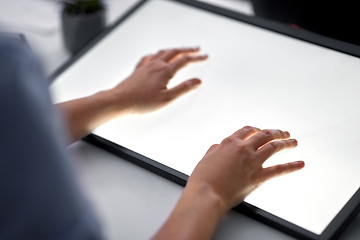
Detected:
[63,0,105,15]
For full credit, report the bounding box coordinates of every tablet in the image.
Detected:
[50,0,360,239]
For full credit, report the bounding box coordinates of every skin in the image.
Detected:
[152,127,304,240]
[57,47,305,239]
[59,47,207,142]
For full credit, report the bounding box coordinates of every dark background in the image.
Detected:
[251,0,360,46]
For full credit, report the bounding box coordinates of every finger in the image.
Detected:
[158,47,200,62]
[136,55,151,68]
[247,129,290,150]
[257,139,298,164]
[165,78,201,101]
[260,161,305,182]
[151,50,164,59]
[170,54,208,72]
[231,126,260,140]
[205,144,219,155]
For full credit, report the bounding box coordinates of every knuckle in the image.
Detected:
[248,128,257,134]
[221,136,235,145]
[139,56,148,64]
[179,55,191,63]
[284,140,292,147]
[276,166,284,175]
[235,144,255,160]
[209,144,219,151]
[262,129,273,138]
[155,63,173,75]
[277,164,290,175]
[269,142,279,151]
[242,126,256,134]
[150,63,161,71]
[185,55,192,61]
[238,144,252,155]
[172,49,180,55]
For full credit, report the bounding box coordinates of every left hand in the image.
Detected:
[110,47,208,114]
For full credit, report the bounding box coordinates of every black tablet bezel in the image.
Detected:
[50,1,360,239]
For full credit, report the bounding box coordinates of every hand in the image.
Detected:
[152,126,304,240]
[110,47,208,114]
[59,47,207,142]
[187,126,305,211]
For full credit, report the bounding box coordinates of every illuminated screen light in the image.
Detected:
[50,0,360,235]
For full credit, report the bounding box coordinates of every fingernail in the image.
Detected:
[191,79,202,87]
[194,79,201,85]
[295,161,305,167]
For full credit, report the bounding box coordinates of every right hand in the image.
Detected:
[187,126,305,212]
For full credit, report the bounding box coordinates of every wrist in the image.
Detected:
[97,88,134,117]
[184,181,228,218]
[154,182,227,240]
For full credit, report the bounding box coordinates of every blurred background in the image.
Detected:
[0,0,145,75]
[1,0,357,77]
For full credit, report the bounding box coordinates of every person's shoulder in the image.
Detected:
[0,34,46,104]
[0,34,43,81]
[0,34,29,59]
[0,35,32,73]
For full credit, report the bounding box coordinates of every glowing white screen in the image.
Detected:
[50,0,360,235]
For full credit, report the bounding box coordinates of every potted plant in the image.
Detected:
[61,0,106,54]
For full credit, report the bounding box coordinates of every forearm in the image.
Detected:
[56,48,206,143]
[152,183,227,240]
[58,90,130,142]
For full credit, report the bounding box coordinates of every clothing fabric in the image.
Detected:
[0,36,103,240]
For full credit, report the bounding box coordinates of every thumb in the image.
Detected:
[166,78,202,100]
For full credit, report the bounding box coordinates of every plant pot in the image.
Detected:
[61,9,105,54]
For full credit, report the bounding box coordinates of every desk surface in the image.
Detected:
[2,0,360,239]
